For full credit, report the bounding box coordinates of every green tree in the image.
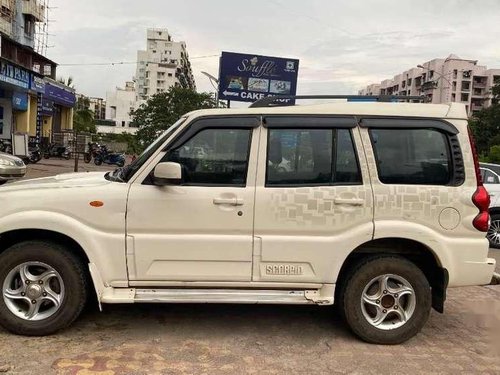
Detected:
[57,76,74,89]
[73,108,96,133]
[131,87,217,145]
[470,79,500,157]
[487,145,500,164]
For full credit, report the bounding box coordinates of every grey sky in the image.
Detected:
[49,0,500,99]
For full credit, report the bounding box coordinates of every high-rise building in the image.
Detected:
[359,54,500,116]
[135,28,196,102]
[76,94,106,121]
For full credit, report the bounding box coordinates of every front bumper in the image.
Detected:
[0,166,26,180]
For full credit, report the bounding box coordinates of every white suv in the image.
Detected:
[0,98,495,344]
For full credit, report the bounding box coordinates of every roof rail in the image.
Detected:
[249,95,426,108]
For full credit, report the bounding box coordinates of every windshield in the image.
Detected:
[107,117,187,182]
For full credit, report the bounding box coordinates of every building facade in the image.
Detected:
[0,0,75,150]
[99,81,137,134]
[76,94,106,120]
[359,54,500,116]
[135,28,195,102]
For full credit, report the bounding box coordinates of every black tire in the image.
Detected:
[487,214,500,249]
[43,153,50,159]
[94,158,102,166]
[63,153,71,160]
[83,153,91,164]
[339,255,431,345]
[116,160,125,167]
[0,241,88,336]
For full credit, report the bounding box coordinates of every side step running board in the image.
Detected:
[135,288,315,304]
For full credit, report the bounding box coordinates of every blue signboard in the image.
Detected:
[41,98,54,115]
[0,59,30,89]
[218,51,299,103]
[30,75,46,94]
[45,81,76,107]
[12,92,29,111]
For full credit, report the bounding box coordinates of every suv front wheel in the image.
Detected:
[340,255,431,344]
[0,241,88,336]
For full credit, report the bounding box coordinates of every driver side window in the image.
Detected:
[165,128,252,186]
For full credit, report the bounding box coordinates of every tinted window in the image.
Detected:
[370,128,451,185]
[266,128,361,186]
[166,128,251,186]
[483,169,500,184]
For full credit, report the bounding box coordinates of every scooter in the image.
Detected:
[83,142,100,164]
[94,145,125,167]
[44,143,71,160]
[26,145,42,164]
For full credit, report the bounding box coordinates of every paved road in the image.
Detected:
[0,159,498,374]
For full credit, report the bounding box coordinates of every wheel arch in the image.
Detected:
[335,237,448,313]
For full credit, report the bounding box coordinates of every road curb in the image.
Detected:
[490,272,500,285]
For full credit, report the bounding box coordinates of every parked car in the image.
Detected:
[0,152,26,185]
[0,98,495,344]
[480,162,500,248]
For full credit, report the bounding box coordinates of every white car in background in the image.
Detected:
[0,152,26,185]
[480,162,500,248]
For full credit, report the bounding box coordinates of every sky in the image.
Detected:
[48,0,500,99]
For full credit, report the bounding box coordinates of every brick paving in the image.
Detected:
[0,158,498,374]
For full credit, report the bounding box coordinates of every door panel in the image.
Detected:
[254,124,374,284]
[127,121,260,282]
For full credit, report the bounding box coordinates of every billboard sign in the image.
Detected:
[218,51,299,103]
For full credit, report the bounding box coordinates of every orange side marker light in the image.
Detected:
[89,201,104,208]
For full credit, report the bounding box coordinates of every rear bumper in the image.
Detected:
[449,257,496,287]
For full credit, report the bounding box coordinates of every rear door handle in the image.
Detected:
[334,198,364,206]
[213,197,244,206]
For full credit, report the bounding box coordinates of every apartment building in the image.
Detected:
[135,28,196,102]
[0,0,75,148]
[76,94,106,120]
[359,54,500,116]
[100,81,138,135]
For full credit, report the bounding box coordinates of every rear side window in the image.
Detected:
[370,128,451,185]
[266,128,361,186]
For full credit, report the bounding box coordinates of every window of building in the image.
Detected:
[463,70,472,79]
[452,81,457,91]
[461,93,469,101]
[370,128,451,185]
[429,70,434,79]
[266,128,361,186]
[122,121,125,127]
[168,73,173,77]
[461,81,470,91]
[152,50,157,53]
[451,93,456,101]
[165,128,252,186]
[453,70,458,79]
[24,17,34,36]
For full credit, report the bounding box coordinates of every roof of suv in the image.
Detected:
[187,102,468,120]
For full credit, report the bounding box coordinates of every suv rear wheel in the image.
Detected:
[0,241,88,336]
[339,255,431,344]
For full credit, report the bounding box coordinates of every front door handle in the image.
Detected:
[334,198,364,206]
[213,197,244,206]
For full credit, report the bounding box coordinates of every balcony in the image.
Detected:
[22,0,45,22]
[0,15,12,36]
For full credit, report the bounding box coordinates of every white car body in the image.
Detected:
[0,102,495,339]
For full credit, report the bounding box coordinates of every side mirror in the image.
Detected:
[153,162,182,185]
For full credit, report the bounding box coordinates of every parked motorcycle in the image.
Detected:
[44,143,71,160]
[0,139,12,154]
[94,145,125,167]
[83,142,100,164]
[28,145,42,164]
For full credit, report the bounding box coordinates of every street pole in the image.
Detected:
[74,131,79,172]
[201,71,220,107]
